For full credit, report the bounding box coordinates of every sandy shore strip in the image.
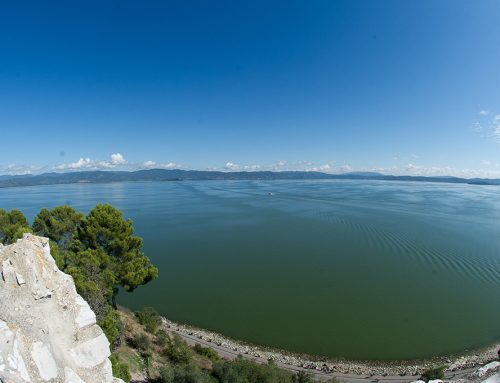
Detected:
[160,315,499,381]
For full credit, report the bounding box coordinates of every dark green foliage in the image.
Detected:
[421,365,447,382]
[160,363,212,383]
[295,370,313,383]
[33,205,83,269]
[135,307,162,334]
[64,246,119,344]
[132,333,151,353]
[110,354,131,382]
[193,343,220,361]
[156,329,169,347]
[143,353,154,379]
[74,204,158,292]
[164,335,193,364]
[212,355,295,383]
[0,209,31,244]
[171,363,212,383]
[98,305,123,347]
[32,205,83,257]
[48,240,64,269]
[159,364,175,383]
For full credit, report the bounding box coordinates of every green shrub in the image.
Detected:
[0,209,32,245]
[97,305,123,348]
[193,343,220,361]
[212,356,295,383]
[110,353,131,382]
[421,365,447,381]
[172,363,211,383]
[132,333,151,353]
[135,307,162,334]
[296,370,313,383]
[164,335,193,364]
[159,362,212,383]
[156,329,169,347]
[159,364,175,383]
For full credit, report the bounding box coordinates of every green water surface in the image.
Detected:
[1,180,499,359]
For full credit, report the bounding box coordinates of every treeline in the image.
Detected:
[0,205,158,345]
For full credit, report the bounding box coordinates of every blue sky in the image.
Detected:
[1,1,500,177]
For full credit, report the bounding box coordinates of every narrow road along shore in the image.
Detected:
[163,324,479,383]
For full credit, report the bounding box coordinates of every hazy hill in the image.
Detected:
[0,169,499,188]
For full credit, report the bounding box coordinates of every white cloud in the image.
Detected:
[481,160,491,166]
[243,164,261,170]
[297,160,313,166]
[339,164,352,173]
[368,163,500,178]
[479,110,490,116]
[306,164,332,172]
[141,161,179,169]
[143,160,156,168]
[491,115,500,143]
[111,153,127,165]
[55,157,94,170]
[221,160,335,173]
[224,162,240,170]
[54,153,128,171]
[159,162,178,169]
[473,111,500,143]
[0,164,45,175]
[472,122,483,132]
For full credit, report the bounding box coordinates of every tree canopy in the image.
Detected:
[75,204,158,292]
[0,208,31,244]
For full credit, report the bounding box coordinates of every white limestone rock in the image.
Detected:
[31,342,58,381]
[64,367,85,383]
[69,334,111,369]
[481,373,500,383]
[477,361,500,378]
[0,234,125,383]
[0,324,30,382]
[74,295,96,329]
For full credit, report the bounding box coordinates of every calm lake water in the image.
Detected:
[1,180,499,360]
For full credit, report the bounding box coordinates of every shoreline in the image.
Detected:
[160,314,499,378]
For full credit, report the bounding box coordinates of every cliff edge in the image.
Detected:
[0,234,124,383]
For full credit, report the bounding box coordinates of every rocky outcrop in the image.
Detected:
[0,234,124,383]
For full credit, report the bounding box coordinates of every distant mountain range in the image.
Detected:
[0,169,499,188]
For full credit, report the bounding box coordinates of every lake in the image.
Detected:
[1,180,499,360]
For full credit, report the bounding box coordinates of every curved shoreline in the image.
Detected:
[160,315,499,378]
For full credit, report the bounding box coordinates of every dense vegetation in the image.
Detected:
[1,205,335,383]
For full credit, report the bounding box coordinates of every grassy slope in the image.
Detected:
[112,308,330,383]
